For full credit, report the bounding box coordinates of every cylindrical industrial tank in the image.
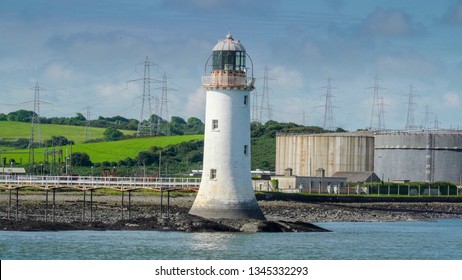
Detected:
[275,132,375,177]
[374,131,462,183]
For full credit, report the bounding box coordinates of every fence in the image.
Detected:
[0,175,201,222]
[301,183,460,196]
[0,175,201,191]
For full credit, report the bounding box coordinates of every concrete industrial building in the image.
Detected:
[275,130,462,184]
[271,167,347,193]
[189,33,265,220]
[0,167,26,175]
[275,132,375,178]
[374,130,462,183]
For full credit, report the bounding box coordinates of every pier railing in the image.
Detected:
[202,76,255,88]
[0,175,201,191]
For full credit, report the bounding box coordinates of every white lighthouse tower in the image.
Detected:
[189,33,265,220]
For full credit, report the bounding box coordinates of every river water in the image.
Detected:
[1,219,461,260]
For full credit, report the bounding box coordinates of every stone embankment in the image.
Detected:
[0,192,461,232]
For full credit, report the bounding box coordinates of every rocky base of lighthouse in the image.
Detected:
[189,197,266,220]
[189,206,265,220]
[0,214,329,232]
[3,193,462,232]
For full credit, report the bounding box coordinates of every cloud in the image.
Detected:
[183,87,206,119]
[376,53,439,80]
[160,0,280,15]
[357,8,425,37]
[44,31,140,63]
[43,62,80,83]
[301,40,323,63]
[270,66,304,90]
[443,0,462,26]
[443,91,460,108]
[324,0,346,12]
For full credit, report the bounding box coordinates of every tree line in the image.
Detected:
[2,109,339,174]
[0,110,205,135]
[70,121,332,174]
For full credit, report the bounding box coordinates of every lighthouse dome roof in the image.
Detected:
[212,33,246,52]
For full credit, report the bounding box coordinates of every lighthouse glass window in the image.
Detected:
[212,51,246,71]
[210,169,217,179]
[212,119,219,130]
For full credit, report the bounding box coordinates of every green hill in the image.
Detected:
[3,134,203,164]
[1,119,321,172]
[0,121,134,143]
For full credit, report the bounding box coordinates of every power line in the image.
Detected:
[366,75,386,131]
[84,106,92,141]
[127,56,160,137]
[260,65,274,123]
[433,114,440,130]
[22,82,51,171]
[251,88,260,123]
[154,73,177,136]
[321,77,337,130]
[404,84,418,130]
[377,96,386,131]
[422,104,432,130]
[31,82,43,151]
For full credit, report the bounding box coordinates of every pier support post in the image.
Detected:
[45,189,49,222]
[82,189,86,222]
[121,190,124,220]
[15,188,19,220]
[128,190,132,220]
[8,188,11,219]
[160,188,163,217]
[90,189,94,222]
[167,190,170,219]
[52,188,56,222]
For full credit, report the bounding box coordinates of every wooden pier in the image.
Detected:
[0,175,201,222]
[0,175,200,191]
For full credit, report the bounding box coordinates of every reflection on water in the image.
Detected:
[189,233,236,251]
[1,219,461,259]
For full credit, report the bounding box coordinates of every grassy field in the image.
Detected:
[0,121,134,143]
[2,134,204,164]
[0,120,203,164]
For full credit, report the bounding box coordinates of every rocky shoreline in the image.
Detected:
[1,192,461,232]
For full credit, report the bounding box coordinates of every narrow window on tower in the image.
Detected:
[210,168,217,179]
[244,145,248,155]
[212,119,219,131]
[244,95,248,105]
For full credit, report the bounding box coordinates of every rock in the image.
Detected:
[125,223,139,227]
[239,221,275,232]
[2,193,462,232]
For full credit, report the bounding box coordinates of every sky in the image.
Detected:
[1,0,462,131]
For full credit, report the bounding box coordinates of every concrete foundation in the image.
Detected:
[189,198,265,220]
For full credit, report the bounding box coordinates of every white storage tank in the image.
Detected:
[374,131,462,183]
[276,132,375,177]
